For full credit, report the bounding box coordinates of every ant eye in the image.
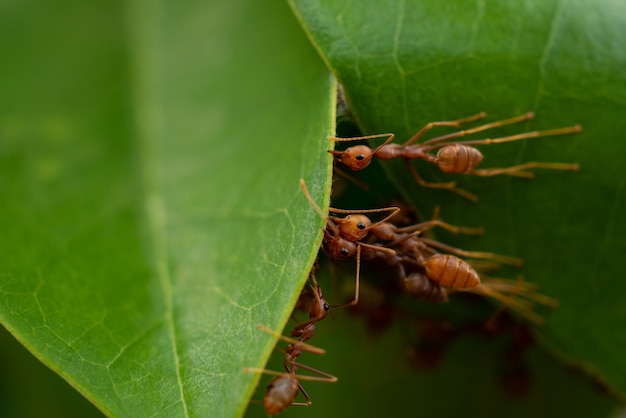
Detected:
[340,247,349,256]
[357,222,366,230]
[355,153,365,161]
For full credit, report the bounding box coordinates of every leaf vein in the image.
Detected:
[533,0,569,109]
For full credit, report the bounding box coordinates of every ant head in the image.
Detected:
[330,145,373,171]
[324,235,357,259]
[310,286,331,320]
[337,214,372,241]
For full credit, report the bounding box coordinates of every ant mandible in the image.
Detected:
[329,112,581,201]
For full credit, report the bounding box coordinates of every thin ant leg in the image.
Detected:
[329,205,401,228]
[420,238,524,267]
[329,132,395,144]
[402,112,487,146]
[460,284,546,326]
[479,277,559,308]
[331,245,361,308]
[395,219,485,236]
[468,161,580,177]
[466,259,505,273]
[244,362,338,383]
[435,124,582,149]
[300,178,327,220]
[404,158,479,202]
[421,112,535,147]
[255,324,326,355]
[395,206,484,235]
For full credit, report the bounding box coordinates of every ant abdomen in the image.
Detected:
[264,375,300,415]
[436,144,483,173]
[424,254,481,289]
[403,272,449,303]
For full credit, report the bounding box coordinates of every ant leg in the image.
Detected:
[421,112,535,147]
[290,361,338,382]
[404,158,479,202]
[467,161,580,177]
[459,284,546,326]
[329,205,401,224]
[479,277,559,308]
[402,112,487,146]
[328,133,395,144]
[395,219,484,236]
[420,238,524,267]
[243,366,337,383]
[300,178,326,220]
[441,124,582,149]
[331,245,361,308]
[465,259,504,273]
[294,383,312,407]
[255,324,326,355]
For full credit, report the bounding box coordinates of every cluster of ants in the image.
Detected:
[245,111,581,415]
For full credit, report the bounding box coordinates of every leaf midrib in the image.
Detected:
[126,0,190,416]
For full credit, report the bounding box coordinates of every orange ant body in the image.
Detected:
[423,254,481,289]
[329,112,581,201]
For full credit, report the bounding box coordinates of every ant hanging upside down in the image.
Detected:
[244,275,338,416]
[329,112,581,201]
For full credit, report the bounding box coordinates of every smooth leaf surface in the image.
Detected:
[0,0,333,416]
[290,0,626,409]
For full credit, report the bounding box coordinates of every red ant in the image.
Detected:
[244,325,337,416]
[245,276,338,415]
[329,112,581,201]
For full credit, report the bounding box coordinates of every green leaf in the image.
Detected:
[290,0,626,410]
[0,0,333,416]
